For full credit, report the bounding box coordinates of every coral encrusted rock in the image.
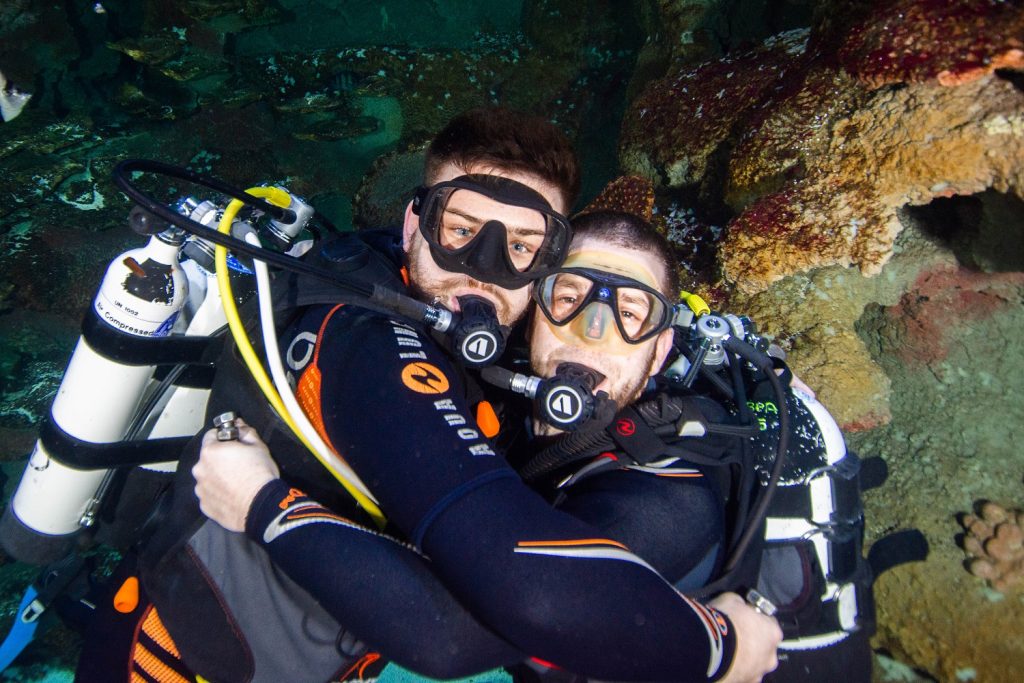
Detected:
[721,71,1023,294]
[838,0,1024,88]
[575,175,656,222]
[620,0,1024,432]
[621,1,1024,295]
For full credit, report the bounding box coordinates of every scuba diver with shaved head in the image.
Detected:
[519,209,876,682]
[74,110,781,683]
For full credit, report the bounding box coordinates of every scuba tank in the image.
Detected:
[0,183,315,565]
[0,227,188,565]
[0,159,546,675]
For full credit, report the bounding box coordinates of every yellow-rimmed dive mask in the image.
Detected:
[533,267,673,346]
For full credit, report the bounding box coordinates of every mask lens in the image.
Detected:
[616,286,667,341]
[536,269,671,344]
[540,272,595,322]
[431,188,552,273]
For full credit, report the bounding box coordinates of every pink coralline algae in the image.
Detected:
[962,500,1024,593]
[575,174,656,222]
[881,267,1024,367]
[620,29,816,191]
[838,0,1024,89]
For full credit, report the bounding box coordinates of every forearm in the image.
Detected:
[421,477,737,682]
[245,479,524,679]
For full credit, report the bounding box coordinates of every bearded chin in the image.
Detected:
[533,343,659,409]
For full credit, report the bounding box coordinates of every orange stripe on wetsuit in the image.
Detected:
[517,538,629,550]
[130,605,196,683]
[295,303,347,456]
[294,301,499,446]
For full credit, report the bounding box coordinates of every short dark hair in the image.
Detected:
[570,211,680,299]
[425,107,580,210]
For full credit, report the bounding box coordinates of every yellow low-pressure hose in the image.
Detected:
[679,290,711,317]
[214,188,386,526]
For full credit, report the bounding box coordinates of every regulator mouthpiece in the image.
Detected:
[535,362,608,431]
[448,295,508,367]
[477,362,612,431]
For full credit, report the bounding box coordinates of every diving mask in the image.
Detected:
[412,175,572,289]
[533,267,673,345]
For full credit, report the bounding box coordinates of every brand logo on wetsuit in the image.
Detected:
[545,387,583,424]
[460,330,499,365]
[401,362,450,394]
[616,418,636,436]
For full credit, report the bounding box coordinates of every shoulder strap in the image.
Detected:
[272,228,408,315]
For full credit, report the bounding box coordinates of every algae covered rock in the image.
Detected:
[620,0,1024,433]
[622,2,1024,295]
[721,73,1024,294]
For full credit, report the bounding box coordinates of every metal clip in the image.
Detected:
[213,411,239,441]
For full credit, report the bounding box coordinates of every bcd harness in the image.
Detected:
[520,354,881,648]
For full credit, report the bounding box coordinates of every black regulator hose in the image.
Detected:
[519,416,616,482]
[521,391,759,481]
[112,159,441,326]
[719,335,789,574]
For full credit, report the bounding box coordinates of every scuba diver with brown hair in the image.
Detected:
[59,111,780,683]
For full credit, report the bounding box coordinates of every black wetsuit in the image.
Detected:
[76,229,736,683]
[250,301,734,681]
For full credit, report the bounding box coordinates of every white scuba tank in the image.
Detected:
[1,230,187,564]
[1,188,315,565]
[134,262,225,470]
[131,201,228,472]
[136,190,311,464]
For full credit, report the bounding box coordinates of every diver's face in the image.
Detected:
[403,162,568,327]
[529,240,674,408]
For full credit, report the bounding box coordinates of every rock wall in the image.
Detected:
[620,0,1024,430]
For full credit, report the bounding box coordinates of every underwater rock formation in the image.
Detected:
[722,71,1023,294]
[837,0,1024,88]
[622,12,1024,294]
[962,500,1024,592]
[621,18,1024,678]
[574,175,655,221]
[619,0,1024,433]
[844,207,1024,681]
[352,147,426,230]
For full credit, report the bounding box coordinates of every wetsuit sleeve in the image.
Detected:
[289,307,737,681]
[245,479,524,679]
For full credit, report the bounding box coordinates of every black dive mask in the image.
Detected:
[533,267,673,344]
[412,175,572,289]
